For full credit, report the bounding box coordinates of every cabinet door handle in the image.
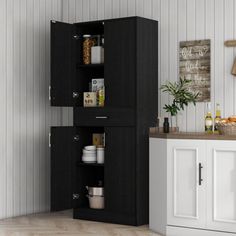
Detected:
[72,92,79,99]
[48,133,51,148]
[199,163,203,186]
[95,116,108,119]
[49,86,51,101]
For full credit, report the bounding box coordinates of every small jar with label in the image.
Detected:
[83,35,96,64]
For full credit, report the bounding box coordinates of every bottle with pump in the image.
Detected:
[214,103,221,133]
[205,103,213,134]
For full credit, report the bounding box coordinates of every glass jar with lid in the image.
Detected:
[83,35,96,64]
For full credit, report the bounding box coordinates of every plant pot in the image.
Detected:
[169,127,179,133]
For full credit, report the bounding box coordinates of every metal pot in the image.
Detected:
[86,195,104,209]
[86,186,104,196]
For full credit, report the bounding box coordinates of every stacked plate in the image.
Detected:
[82,145,96,163]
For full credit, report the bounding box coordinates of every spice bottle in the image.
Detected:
[163,117,170,133]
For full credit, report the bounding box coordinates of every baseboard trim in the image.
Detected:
[166,226,236,236]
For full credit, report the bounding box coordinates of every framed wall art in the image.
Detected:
[179,39,211,102]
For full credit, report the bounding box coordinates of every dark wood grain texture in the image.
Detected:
[50,21,78,106]
[51,127,75,211]
[50,17,159,226]
[104,18,136,108]
[135,18,159,225]
[104,127,136,220]
[74,107,135,127]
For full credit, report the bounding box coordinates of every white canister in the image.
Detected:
[91,46,104,64]
[97,147,104,164]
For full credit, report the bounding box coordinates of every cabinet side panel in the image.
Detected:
[136,18,159,225]
[149,138,167,235]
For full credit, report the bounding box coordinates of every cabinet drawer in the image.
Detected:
[74,107,135,126]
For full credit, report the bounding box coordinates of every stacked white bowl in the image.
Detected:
[82,145,96,163]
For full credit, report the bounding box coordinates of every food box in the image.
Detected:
[91,78,104,92]
[92,133,104,147]
[83,92,97,107]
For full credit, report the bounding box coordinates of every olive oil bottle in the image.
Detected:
[214,103,221,133]
[205,103,213,134]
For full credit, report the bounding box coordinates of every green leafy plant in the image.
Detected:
[160,78,199,127]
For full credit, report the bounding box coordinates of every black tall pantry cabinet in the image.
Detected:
[50,17,158,226]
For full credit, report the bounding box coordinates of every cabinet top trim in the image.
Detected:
[149,128,236,140]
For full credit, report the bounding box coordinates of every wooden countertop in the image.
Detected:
[149,127,236,140]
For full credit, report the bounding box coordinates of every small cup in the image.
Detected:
[97,147,104,164]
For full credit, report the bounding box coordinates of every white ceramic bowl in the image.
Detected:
[82,154,96,163]
[83,149,96,154]
[84,145,96,151]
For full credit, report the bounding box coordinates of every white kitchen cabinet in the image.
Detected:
[150,136,236,236]
[167,140,206,229]
[206,141,236,233]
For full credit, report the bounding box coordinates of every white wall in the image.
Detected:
[0,0,62,218]
[62,0,236,132]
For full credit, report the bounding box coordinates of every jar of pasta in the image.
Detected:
[83,35,96,64]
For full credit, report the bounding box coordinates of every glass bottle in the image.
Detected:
[205,103,213,134]
[214,103,221,133]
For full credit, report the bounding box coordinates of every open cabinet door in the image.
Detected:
[51,127,79,211]
[50,21,79,106]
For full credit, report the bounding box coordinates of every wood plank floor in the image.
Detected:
[0,210,160,236]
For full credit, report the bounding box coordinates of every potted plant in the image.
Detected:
[160,78,199,130]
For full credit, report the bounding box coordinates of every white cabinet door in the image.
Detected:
[167,139,206,229]
[206,141,236,233]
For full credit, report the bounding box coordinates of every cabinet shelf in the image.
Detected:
[77,64,104,69]
[77,162,104,167]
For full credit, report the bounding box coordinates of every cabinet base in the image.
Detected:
[166,226,236,236]
[73,208,138,226]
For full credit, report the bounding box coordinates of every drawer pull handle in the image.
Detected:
[95,116,108,119]
[199,163,203,186]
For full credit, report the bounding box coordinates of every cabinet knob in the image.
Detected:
[72,193,79,200]
[72,92,79,99]
[73,135,79,141]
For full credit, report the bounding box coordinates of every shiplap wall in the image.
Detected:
[0,0,62,219]
[62,0,236,132]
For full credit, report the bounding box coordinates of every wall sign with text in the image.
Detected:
[179,39,211,102]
